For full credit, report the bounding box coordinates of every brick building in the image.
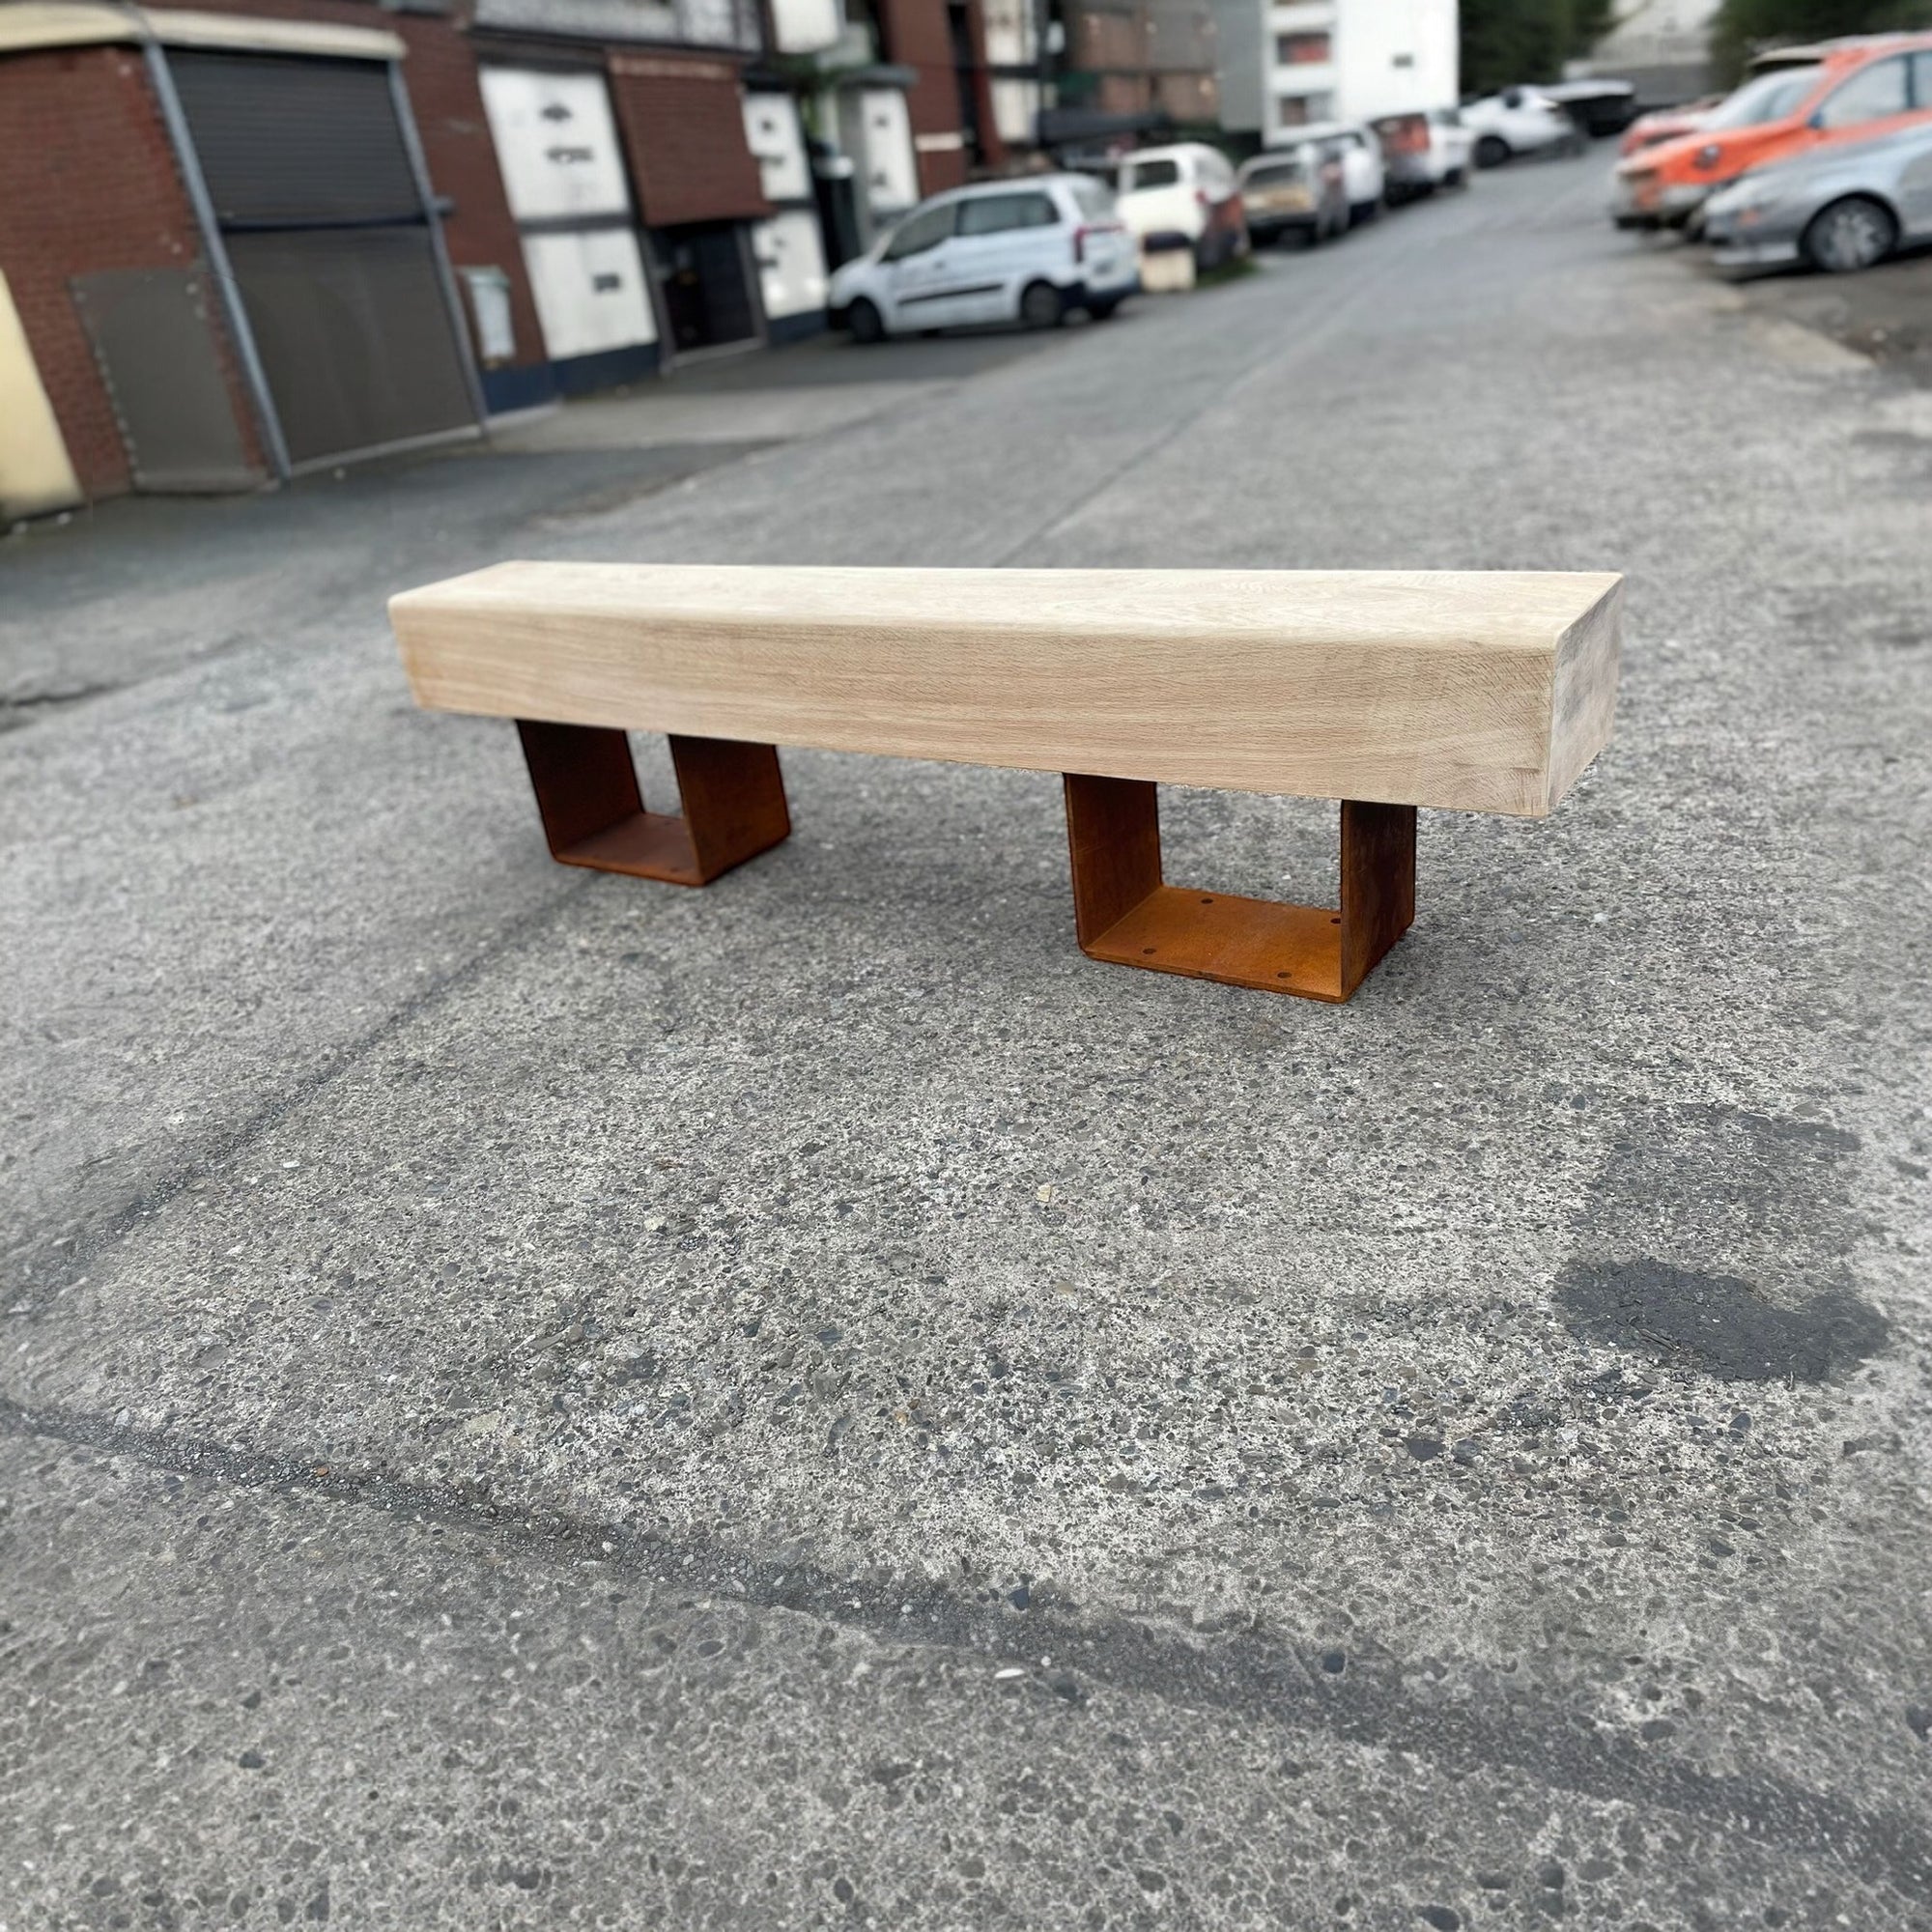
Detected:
[1060,0,1216,124]
[0,0,997,513]
[746,0,1003,273]
[1,29,261,504]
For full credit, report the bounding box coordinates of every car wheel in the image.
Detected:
[1019,279,1065,329]
[1803,195,1898,274]
[848,298,885,345]
[1475,134,1510,169]
[1086,298,1122,322]
[1445,166,1466,189]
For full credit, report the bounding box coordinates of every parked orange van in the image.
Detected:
[1613,35,1932,228]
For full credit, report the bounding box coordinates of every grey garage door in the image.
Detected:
[169,50,479,467]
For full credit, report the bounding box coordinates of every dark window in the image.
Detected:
[1817,57,1907,129]
[1124,157,1180,189]
[956,191,1059,235]
[882,202,956,259]
[1276,31,1331,65]
[1704,67,1820,129]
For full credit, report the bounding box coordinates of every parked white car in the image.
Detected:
[1461,87,1586,166]
[828,176,1137,342]
[1423,106,1476,187]
[1281,121,1388,224]
[1114,142,1246,268]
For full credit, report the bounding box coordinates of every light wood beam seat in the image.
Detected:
[390,564,1622,1003]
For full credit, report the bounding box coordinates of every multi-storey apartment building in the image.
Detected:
[999,0,1216,157]
[1213,0,1458,147]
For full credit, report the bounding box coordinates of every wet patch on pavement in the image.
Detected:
[1557,1259,1888,1382]
[1559,1103,1889,1382]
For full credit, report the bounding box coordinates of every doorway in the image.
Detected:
[650,222,760,357]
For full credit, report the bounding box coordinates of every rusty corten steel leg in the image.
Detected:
[1337,799,1416,999]
[515,721,789,887]
[1063,775,1415,1003]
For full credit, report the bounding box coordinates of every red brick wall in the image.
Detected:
[1068,7,1150,72]
[607,53,769,226]
[391,14,547,373]
[962,0,1006,174]
[0,45,255,497]
[142,0,548,376]
[1155,70,1217,123]
[876,0,970,195]
[1095,71,1152,114]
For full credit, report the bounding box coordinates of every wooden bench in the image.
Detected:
[389,565,1621,1004]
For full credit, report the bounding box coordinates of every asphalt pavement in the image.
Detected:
[4,151,1930,1932]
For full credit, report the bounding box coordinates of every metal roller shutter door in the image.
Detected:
[168,51,478,467]
[222,231,479,466]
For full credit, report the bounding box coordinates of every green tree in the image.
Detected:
[1461,0,1622,97]
[1713,0,1932,75]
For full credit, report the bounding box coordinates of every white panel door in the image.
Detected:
[521,228,658,360]
[859,89,920,219]
[480,68,634,224]
[769,0,842,54]
[991,77,1040,147]
[751,211,829,320]
[742,93,811,205]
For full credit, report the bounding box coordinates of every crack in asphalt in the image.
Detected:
[3,874,588,1293]
[4,1388,1929,1904]
[0,679,125,728]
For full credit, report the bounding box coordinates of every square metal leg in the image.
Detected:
[516,721,790,887]
[1064,775,1414,1003]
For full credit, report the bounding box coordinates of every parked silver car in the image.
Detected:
[1704,121,1932,276]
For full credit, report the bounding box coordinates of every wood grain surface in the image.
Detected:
[391,564,1622,816]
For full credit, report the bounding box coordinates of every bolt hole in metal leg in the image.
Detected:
[1063,775,1415,1003]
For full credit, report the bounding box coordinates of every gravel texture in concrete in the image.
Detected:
[3,152,1930,1931]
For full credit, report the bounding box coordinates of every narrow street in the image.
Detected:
[4,151,1930,1930]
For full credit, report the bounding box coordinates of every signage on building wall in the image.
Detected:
[608,55,738,84]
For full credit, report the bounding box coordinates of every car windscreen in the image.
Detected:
[1123,158,1180,189]
[1702,66,1820,129]
[1243,159,1308,187]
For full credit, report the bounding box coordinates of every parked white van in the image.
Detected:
[1114,143,1246,268]
[828,176,1137,342]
